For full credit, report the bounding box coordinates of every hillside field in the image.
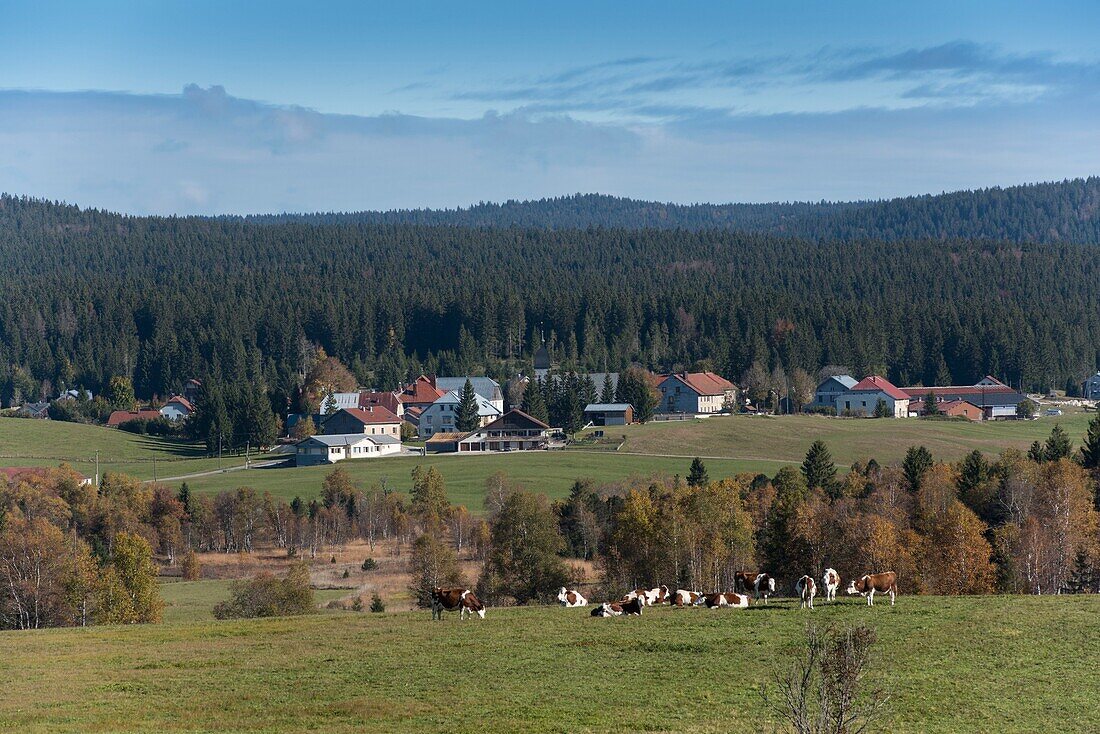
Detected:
[0,595,1096,733]
[0,419,250,480]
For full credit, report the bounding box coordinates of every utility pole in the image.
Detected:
[95,450,100,488]
[153,457,157,483]
[218,435,223,471]
[246,440,250,470]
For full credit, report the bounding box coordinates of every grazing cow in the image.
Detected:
[846,571,898,606]
[796,575,816,610]
[822,568,840,603]
[557,587,588,608]
[624,585,669,606]
[430,587,486,620]
[734,572,776,604]
[591,597,644,617]
[669,589,703,608]
[701,592,750,609]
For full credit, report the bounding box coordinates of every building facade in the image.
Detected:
[835,376,910,417]
[295,433,401,466]
[418,390,502,438]
[656,372,736,414]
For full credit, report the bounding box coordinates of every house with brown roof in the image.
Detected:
[320,406,402,438]
[835,375,910,417]
[656,371,737,414]
[106,409,163,427]
[160,395,194,421]
[395,375,447,412]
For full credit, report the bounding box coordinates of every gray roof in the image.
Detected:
[585,403,632,412]
[818,375,857,390]
[433,390,501,417]
[298,433,398,447]
[434,377,502,402]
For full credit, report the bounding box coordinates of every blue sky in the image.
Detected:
[1,1,1099,214]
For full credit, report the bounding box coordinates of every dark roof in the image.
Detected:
[477,409,550,432]
[585,403,632,412]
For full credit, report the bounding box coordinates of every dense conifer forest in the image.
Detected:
[250,177,1100,245]
[2,178,1100,411]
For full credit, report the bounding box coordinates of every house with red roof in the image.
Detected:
[320,406,402,438]
[106,408,163,427]
[656,371,737,414]
[901,376,1026,420]
[160,395,194,421]
[395,375,447,412]
[835,375,910,418]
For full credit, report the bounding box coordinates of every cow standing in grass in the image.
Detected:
[557,587,588,607]
[430,587,486,620]
[734,572,776,604]
[847,572,898,606]
[796,575,816,610]
[822,568,840,603]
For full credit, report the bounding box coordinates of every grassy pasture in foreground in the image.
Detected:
[0,595,1096,733]
[159,580,352,624]
[0,418,250,479]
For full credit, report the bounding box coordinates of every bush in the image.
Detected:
[370,593,385,613]
[118,416,177,437]
[341,568,350,579]
[330,555,337,564]
[212,563,315,619]
[361,557,378,572]
[351,597,364,612]
[180,550,201,581]
[803,406,837,416]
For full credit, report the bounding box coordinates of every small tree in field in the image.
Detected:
[370,593,386,613]
[180,550,201,581]
[687,457,709,487]
[761,624,888,734]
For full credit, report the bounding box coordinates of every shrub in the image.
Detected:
[351,597,364,612]
[341,568,350,579]
[361,558,378,572]
[180,550,201,581]
[370,593,385,613]
[330,555,337,564]
[212,563,315,619]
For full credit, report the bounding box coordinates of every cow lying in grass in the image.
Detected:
[590,597,644,617]
[557,587,588,608]
[669,589,703,607]
[430,587,486,620]
[701,592,750,609]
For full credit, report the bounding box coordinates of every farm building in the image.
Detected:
[320,406,401,438]
[294,433,401,466]
[1084,372,1100,400]
[656,372,736,414]
[455,410,551,452]
[811,374,857,409]
[418,390,502,439]
[902,377,1027,420]
[159,395,194,421]
[106,409,163,427]
[432,376,504,412]
[584,403,634,426]
[835,376,910,417]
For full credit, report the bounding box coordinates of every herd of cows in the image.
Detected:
[429,570,899,620]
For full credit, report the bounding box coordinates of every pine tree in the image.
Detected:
[521,377,549,423]
[902,445,933,493]
[1028,440,1045,463]
[581,373,598,407]
[924,390,939,415]
[1080,413,1100,470]
[600,374,615,404]
[455,378,480,432]
[1044,424,1072,462]
[687,457,709,487]
[801,440,838,497]
[957,450,989,496]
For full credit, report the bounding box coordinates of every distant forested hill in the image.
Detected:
[245,178,1100,244]
[2,189,1100,410]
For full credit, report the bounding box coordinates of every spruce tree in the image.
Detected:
[1079,413,1100,470]
[581,373,598,407]
[687,457,709,487]
[923,390,939,415]
[455,378,480,432]
[801,440,838,496]
[1028,441,1045,463]
[521,377,549,423]
[1044,424,1072,462]
[902,445,933,493]
[600,374,615,404]
[957,450,989,496]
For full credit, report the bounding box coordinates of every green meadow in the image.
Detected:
[1,595,1096,733]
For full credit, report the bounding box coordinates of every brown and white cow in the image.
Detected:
[669,589,703,607]
[557,587,588,608]
[430,587,486,620]
[701,592,750,609]
[821,568,840,603]
[846,571,898,606]
[591,597,644,617]
[623,585,669,606]
[734,572,776,604]
[795,575,816,610]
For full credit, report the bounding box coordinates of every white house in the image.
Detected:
[811,375,857,409]
[656,371,737,414]
[834,376,910,417]
[160,395,195,421]
[418,390,502,439]
[432,377,505,412]
[295,433,401,466]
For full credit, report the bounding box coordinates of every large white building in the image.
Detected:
[834,376,910,417]
[418,390,502,439]
[295,433,401,466]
